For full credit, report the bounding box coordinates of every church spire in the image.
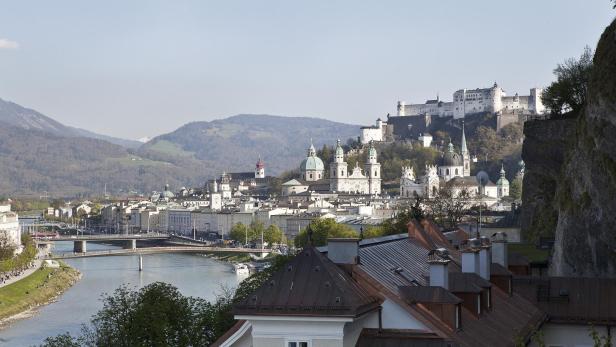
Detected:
[461,121,468,155]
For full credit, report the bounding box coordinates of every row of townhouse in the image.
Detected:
[98,199,394,241]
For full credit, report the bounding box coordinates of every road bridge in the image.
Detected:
[35,233,170,253]
[48,246,272,259]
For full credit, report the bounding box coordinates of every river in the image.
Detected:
[0,241,242,346]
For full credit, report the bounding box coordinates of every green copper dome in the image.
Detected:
[301,156,325,171]
[300,141,324,172]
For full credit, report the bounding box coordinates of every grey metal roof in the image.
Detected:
[358,237,432,290]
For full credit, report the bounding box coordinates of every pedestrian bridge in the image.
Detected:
[48,246,272,259]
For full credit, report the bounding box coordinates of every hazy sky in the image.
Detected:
[0,1,613,140]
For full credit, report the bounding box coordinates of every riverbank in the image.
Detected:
[207,252,252,263]
[0,262,81,327]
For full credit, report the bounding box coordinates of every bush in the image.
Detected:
[294,218,358,247]
[542,46,593,115]
[41,254,294,347]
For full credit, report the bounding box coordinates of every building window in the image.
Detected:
[374,170,378,176]
[309,173,313,179]
[287,342,309,347]
[446,169,450,176]
[455,168,459,175]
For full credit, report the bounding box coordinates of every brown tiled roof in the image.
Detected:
[449,272,491,293]
[399,286,463,305]
[356,329,455,347]
[490,263,512,276]
[514,277,616,325]
[233,246,381,318]
[451,290,546,347]
[211,320,247,347]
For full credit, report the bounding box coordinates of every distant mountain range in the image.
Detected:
[140,114,359,176]
[0,98,359,197]
[0,98,142,149]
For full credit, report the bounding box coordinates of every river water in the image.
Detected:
[0,242,242,346]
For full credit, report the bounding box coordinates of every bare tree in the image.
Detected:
[425,186,472,229]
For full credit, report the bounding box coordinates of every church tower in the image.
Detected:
[364,141,381,195]
[329,139,348,192]
[461,121,471,176]
[255,156,265,179]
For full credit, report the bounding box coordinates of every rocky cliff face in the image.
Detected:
[522,19,616,277]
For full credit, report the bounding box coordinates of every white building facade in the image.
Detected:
[397,83,544,119]
[329,140,381,195]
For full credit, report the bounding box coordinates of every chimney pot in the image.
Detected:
[428,249,450,289]
[491,232,508,269]
[327,238,360,265]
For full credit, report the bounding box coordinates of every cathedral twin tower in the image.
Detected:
[299,139,381,195]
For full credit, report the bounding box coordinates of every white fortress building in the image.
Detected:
[359,117,393,144]
[397,83,544,119]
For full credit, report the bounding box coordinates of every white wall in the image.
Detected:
[380,299,428,330]
[529,323,612,347]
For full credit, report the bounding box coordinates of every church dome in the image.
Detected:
[300,140,324,172]
[497,165,509,186]
[159,184,175,199]
[439,142,463,167]
[335,139,344,157]
[300,156,325,172]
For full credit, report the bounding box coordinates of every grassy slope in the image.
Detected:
[0,263,80,320]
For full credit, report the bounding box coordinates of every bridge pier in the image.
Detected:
[123,239,137,250]
[73,240,87,253]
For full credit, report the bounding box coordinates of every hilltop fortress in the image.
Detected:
[360,82,544,144]
[397,82,544,118]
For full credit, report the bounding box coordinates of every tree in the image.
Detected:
[263,224,283,245]
[40,282,217,347]
[40,333,80,347]
[229,223,256,244]
[510,176,523,201]
[42,254,295,347]
[542,46,593,115]
[424,186,472,229]
[0,234,16,260]
[294,218,358,247]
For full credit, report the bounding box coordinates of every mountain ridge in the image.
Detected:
[0,99,360,196]
[0,97,142,148]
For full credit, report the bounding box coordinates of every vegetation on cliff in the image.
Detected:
[522,18,616,276]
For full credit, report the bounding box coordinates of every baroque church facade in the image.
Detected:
[329,140,381,195]
[286,140,382,196]
[400,123,509,200]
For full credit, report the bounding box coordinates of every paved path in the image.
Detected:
[0,249,50,289]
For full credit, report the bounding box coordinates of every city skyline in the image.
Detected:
[0,0,612,139]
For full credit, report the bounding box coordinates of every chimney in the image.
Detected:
[327,238,360,264]
[461,238,480,275]
[491,232,508,269]
[408,220,433,249]
[478,236,491,280]
[428,248,450,289]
